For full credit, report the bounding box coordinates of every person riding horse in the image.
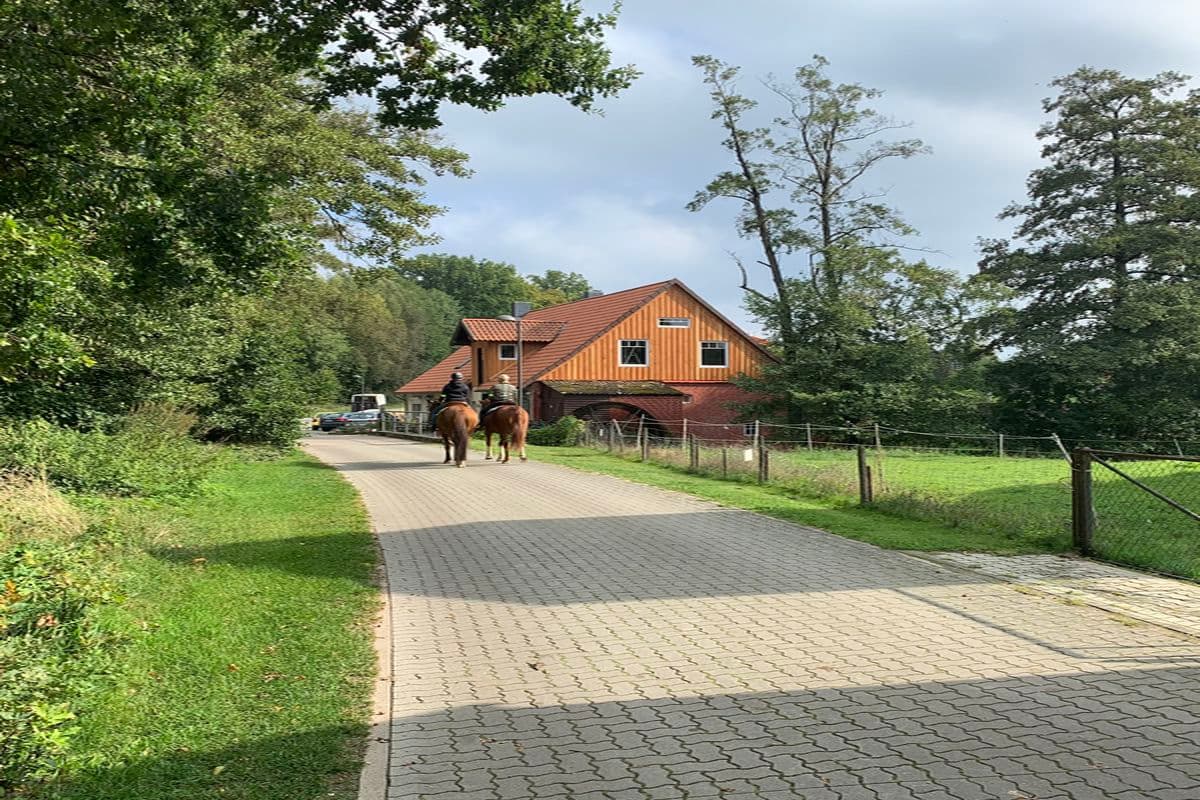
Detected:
[431,372,471,422]
[481,374,518,422]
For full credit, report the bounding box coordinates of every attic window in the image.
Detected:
[619,339,649,366]
[658,317,690,328]
[700,340,728,367]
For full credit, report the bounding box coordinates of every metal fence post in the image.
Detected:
[614,420,624,454]
[681,418,688,449]
[998,432,1005,458]
[857,445,874,504]
[1071,448,1094,555]
[806,422,813,451]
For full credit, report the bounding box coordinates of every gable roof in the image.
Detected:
[452,319,565,344]
[396,345,472,394]
[395,278,777,394]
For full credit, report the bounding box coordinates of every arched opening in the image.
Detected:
[571,402,670,440]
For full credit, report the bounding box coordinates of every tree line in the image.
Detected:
[0,0,618,443]
[692,56,1200,444]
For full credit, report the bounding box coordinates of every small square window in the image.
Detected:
[743,422,757,437]
[700,340,728,367]
[619,339,648,366]
[658,317,690,328]
[499,343,517,360]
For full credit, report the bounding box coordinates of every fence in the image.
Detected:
[378,408,434,436]
[1072,449,1200,580]
[580,420,1200,578]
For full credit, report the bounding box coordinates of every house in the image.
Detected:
[395,279,776,439]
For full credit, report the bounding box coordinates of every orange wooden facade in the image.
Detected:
[542,285,769,382]
[471,341,548,386]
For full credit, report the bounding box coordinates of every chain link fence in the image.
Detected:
[1073,449,1200,580]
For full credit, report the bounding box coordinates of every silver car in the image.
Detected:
[339,409,381,433]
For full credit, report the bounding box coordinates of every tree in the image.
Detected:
[690,55,987,428]
[393,254,533,318]
[527,269,594,303]
[977,67,1200,439]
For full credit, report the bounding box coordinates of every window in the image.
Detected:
[700,340,728,367]
[619,339,649,366]
[658,317,690,328]
[743,422,757,437]
[499,343,517,360]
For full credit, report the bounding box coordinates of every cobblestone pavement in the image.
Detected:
[305,435,1200,800]
[912,552,1200,639]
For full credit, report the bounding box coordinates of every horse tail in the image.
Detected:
[454,409,475,464]
[511,408,528,452]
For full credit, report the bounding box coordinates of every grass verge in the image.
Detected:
[523,444,1061,554]
[42,450,377,800]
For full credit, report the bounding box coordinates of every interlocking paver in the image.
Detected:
[306,435,1200,800]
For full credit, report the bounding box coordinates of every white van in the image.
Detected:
[350,393,387,411]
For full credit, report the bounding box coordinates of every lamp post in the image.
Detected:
[353,373,365,394]
[498,302,532,411]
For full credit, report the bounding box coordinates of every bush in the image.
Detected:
[526,416,585,447]
[0,407,218,497]
[0,483,119,790]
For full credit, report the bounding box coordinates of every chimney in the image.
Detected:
[585,289,604,298]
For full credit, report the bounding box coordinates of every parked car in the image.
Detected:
[310,412,336,430]
[318,412,351,432]
[339,409,381,433]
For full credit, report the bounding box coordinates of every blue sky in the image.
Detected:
[413,0,1200,332]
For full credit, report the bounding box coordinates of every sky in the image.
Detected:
[412,0,1200,333]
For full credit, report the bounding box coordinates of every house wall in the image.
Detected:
[542,285,769,382]
[475,341,547,386]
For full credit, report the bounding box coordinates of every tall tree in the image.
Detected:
[977,67,1200,439]
[691,55,988,428]
[392,254,533,318]
[527,269,594,304]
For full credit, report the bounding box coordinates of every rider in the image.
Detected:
[482,374,518,421]
[432,372,471,421]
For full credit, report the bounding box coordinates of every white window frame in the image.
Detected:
[657,317,691,328]
[699,340,729,368]
[498,343,517,360]
[618,339,650,367]
[743,422,757,437]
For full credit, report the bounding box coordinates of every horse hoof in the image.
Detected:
[485,456,493,460]
[520,456,528,462]
[456,463,464,468]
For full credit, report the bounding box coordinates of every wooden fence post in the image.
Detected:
[806,422,813,451]
[1071,448,1094,556]
[998,432,1005,458]
[1051,432,1071,463]
[857,445,874,504]
[722,447,728,479]
[758,444,769,484]
[688,435,698,471]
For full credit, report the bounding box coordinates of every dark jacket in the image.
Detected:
[440,379,471,404]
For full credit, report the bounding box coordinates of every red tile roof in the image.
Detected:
[455,319,565,343]
[396,345,472,394]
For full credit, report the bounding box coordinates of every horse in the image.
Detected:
[482,403,529,463]
[435,402,478,467]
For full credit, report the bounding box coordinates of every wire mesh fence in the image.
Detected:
[1074,450,1200,580]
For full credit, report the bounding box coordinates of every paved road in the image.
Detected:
[305,435,1200,800]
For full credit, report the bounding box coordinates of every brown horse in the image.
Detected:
[482,404,529,463]
[435,402,478,467]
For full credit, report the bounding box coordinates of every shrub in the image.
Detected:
[0,530,118,790]
[0,406,218,497]
[526,416,585,447]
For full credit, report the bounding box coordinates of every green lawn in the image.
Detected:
[44,451,378,800]
[524,444,1060,554]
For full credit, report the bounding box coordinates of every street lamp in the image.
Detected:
[498,302,532,411]
[353,373,365,394]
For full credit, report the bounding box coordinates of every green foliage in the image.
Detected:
[527,415,585,446]
[0,0,623,444]
[978,67,1200,439]
[246,0,638,129]
[0,217,108,386]
[0,410,218,498]
[0,537,118,790]
[393,254,533,318]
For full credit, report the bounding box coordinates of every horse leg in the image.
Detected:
[442,434,452,464]
[500,434,509,464]
[455,423,468,467]
[484,427,493,460]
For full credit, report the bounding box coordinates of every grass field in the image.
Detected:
[43,451,378,800]
[532,439,1199,579]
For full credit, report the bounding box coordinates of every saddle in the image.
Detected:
[481,399,516,418]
